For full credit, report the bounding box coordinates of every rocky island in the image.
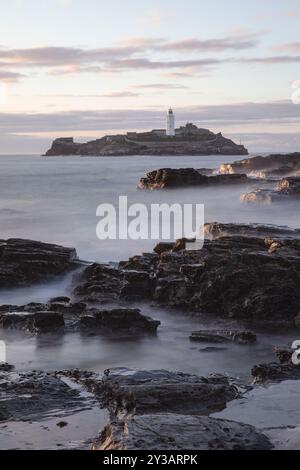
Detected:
[44,123,248,157]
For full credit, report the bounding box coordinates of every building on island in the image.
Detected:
[166,108,175,136]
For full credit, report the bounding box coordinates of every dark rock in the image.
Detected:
[190,330,256,345]
[96,414,272,450]
[199,347,228,353]
[0,238,77,287]
[73,223,300,326]
[0,302,159,336]
[274,347,293,364]
[0,310,65,334]
[80,309,160,336]
[153,242,174,255]
[277,177,300,195]
[204,222,300,240]
[251,363,300,383]
[241,177,300,204]
[49,296,71,304]
[0,363,15,372]
[220,153,300,177]
[0,370,87,422]
[73,263,123,302]
[56,421,68,428]
[101,368,238,417]
[138,168,247,189]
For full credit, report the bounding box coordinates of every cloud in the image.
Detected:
[0,32,262,80]
[102,91,140,98]
[272,42,300,53]
[0,70,25,82]
[133,83,189,90]
[158,33,261,52]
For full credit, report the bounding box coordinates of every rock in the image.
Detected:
[73,263,123,302]
[274,347,293,364]
[96,414,272,450]
[199,347,228,353]
[0,369,87,422]
[190,330,256,345]
[45,126,248,157]
[0,363,14,372]
[138,168,247,189]
[251,363,300,383]
[101,368,238,417]
[204,222,300,240]
[49,296,71,304]
[241,189,277,204]
[73,223,300,326]
[80,309,160,336]
[153,242,174,255]
[0,302,160,337]
[277,177,300,195]
[241,177,300,204]
[56,421,68,428]
[0,310,65,334]
[0,238,77,287]
[220,153,300,177]
[43,137,81,156]
[74,262,155,303]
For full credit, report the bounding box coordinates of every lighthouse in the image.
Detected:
[166,108,175,136]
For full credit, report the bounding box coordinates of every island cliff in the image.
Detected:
[44,123,248,156]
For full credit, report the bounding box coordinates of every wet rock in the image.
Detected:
[73,263,123,302]
[241,189,279,204]
[277,177,300,196]
[0,363,14,372]
[0,302,160,337]
[220,153,300,177]
[153,242,174,255]
[96,414,272,450]
[0,238,77,287]
[49,296,71,304]
[241,177,300,204]
[190,330,256,345]
[101,368,238,417]
[204,222,300,240]
[274,347,293,364]
[199,347,228,353]
[251,363,300,384]
[0,310,65,334]
[80,309,160,336]
[73,223,300,326]
[138,168,247,189]
[0,370,88,422]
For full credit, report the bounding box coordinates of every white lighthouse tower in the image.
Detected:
[166,108,175,136]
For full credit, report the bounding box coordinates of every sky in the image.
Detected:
[0,0,300,153]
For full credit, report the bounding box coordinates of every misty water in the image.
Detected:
[0,154,300,443]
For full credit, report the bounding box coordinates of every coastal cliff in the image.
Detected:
[44,124,248,156]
